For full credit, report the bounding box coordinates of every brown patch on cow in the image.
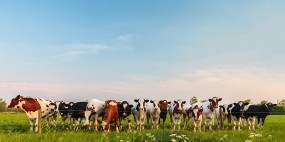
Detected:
[21,98,41,112]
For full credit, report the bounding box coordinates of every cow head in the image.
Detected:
[118,101,133,117]
[159,100,171,112]
[266,102,277,113]
[209,97,222,109]
[7,95,24,109]
[192,105,203,121]
[134,98,149,111]
[173,99,186,113]
[150,100,160,111]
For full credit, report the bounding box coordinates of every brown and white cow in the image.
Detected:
[168,99,186,130]
[101,100,119,133]
[192,104,203,132]
[158,100,171,126]
[7,95,57,132]
[192,97,222,131]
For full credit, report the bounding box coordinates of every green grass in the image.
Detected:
[0,113,284,142]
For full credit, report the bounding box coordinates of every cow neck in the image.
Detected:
[208,104,214,112]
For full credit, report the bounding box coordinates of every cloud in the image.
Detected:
[71,43,109,52]
[2,67,285,104]
[116,34,133,42]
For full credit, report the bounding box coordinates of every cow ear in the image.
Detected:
[129,105,133,108]
[174,101,177,103]
[168,102,171,104]
[273,104,277,106]
[145,99,149,102]
[117,102,121,105]
[208,99,212,102]
[150,100,154,103]
[199,108,203,112]
[134,99,139,102]
[182,101,186,104]
[244,102,249,106]
[159,101,163,104]
[218,98,222,101]
[16,95,21,100]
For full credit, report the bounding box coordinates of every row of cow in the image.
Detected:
[6,95,276,133]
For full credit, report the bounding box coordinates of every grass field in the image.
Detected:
[0,113,284,142]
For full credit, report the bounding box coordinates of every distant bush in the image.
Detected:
[272,106,285,115]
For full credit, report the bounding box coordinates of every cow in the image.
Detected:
[243,102,277,130]
[191,104,203,132]
[192,97,222,131]
[7,95,57,132]
[84,99,105,131]
[132,98,149,131]
[56,101,74,129]
[117,101,133,131]
[158,100,171,127]
[168,99,186,130]
[257,102,277,127]
[146,100,161,129]
[227,101,249,130]
[69,102,88,130]
[182,102,193,129]
[101,100,119,133]
[215,104,231,130]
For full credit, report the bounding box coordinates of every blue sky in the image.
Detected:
[1,0,285,104]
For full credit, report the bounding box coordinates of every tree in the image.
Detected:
[190,96,198,105]
[244,99,252,104]
[200,100,207,103]
[277,99,285,107]
[259,100,269,105]
[0,98,7,112]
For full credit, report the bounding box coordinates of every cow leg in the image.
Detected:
[193,121,197,133]
[184,116,188,129]
[246,118,251,130]
[209,117,213,130]
[127,118,132,131]
[29,119,35,132]
[115,116,119,133]
[237,117,242,131]
[178,116,182,130]
[203,117,206,131]
[251,117,256,130]
[261,118,265,127]
[94,114,99,132]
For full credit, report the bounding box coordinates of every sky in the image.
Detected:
[1,0,285,104]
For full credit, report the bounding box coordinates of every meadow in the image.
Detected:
[0,113,284,142]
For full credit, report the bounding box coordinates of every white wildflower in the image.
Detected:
[255,134,262,137]
[176,135,183,139]
[171,139,177,142]
[170,134,177,137]
[119,140,124,142]
[224,134,228,138]
[245,140,252,142]
[220,138,224,141]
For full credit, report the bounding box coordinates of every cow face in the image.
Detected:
[118,101,133,117]
[150,100,160,110]
[192,105,203,121]
[209,97,222,109]
[174,99,186,113]
[134,98,149,111]
[159,100,171,111]
[7,95,23,109]
[266,102,277,112]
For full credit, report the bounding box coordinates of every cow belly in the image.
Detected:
[173,113,181,119]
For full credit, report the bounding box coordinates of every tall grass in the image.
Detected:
[0,113,284,142]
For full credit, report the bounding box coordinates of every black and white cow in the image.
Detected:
[57,101,74,129]
[243,102,277,130]
[257,102,277,127]
[227,101,249,130]
[69,102,88,130]
[117,101,133,131]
